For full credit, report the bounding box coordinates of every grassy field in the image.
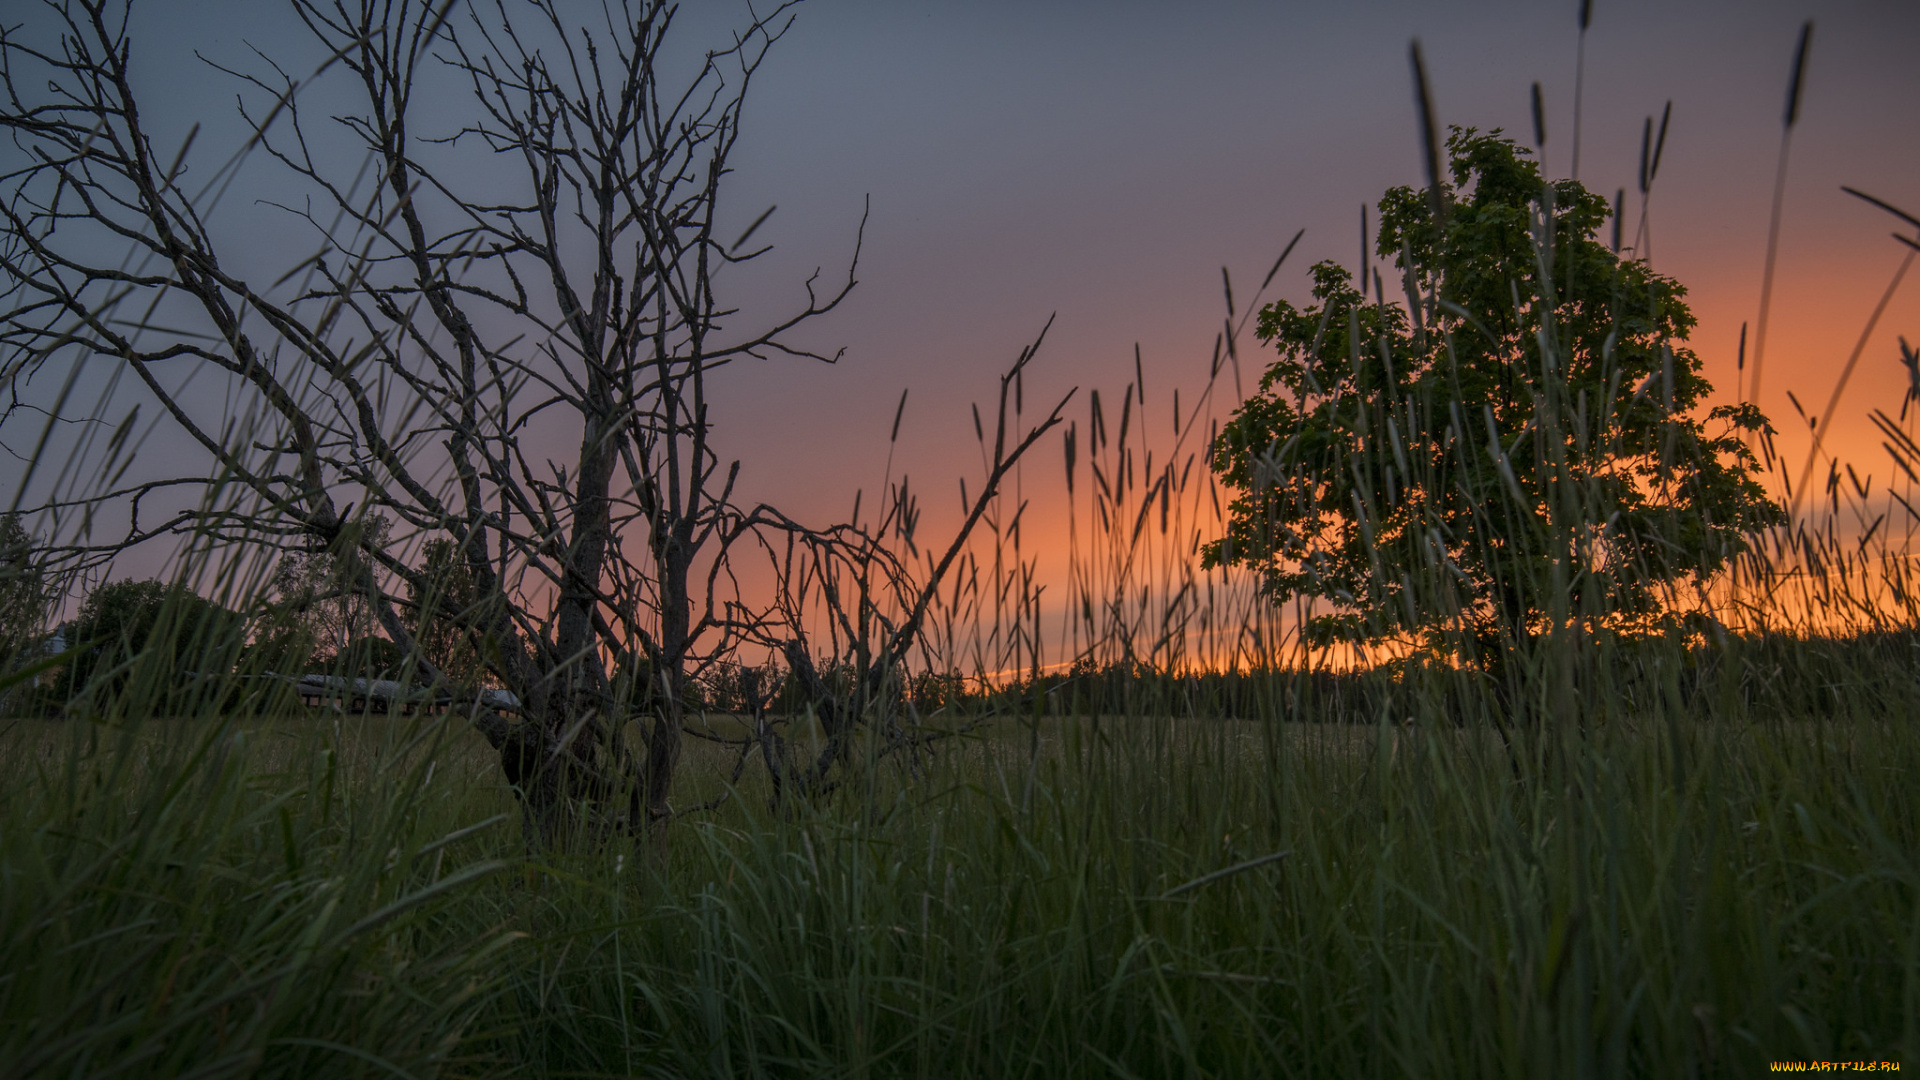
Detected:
[3,668,1914,1078]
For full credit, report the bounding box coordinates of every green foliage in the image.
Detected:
[262,516,392,671]
[0,514,52,666]
[254,530,491,685]
[407,538,490,687]
[700,659,776,715]
[60,578,244,708]
[907,668,967,714]
[1205,130,1783,665]
[335,634,408,679]
[243,612,320,677]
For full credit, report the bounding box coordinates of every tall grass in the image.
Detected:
[7,407,1917,1076]
[0,698,515,1075]
[10,659,1912,1076]
[501,707,1916,1076]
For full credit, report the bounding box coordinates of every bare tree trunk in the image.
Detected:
[0,0,1082,852]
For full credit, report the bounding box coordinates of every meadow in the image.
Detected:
[2,628,1915,1077]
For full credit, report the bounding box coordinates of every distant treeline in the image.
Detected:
[696,628,1920,728]
[7,514,1915,727]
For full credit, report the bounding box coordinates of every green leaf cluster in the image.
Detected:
[1204,129,1783,665]
[60,578,245,704]
[0,514,52,663]
[406,537,493,688]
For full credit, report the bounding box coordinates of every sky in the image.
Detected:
[707,0,1920,524]
[5,0,1919,621]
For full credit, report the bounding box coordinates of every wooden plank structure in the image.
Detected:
[283,673,522,716]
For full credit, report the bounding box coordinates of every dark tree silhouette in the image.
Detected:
[0,0,1068,850]
[1206,130,1781,681]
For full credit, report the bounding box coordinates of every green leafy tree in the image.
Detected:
[1204,129,1781,673]
[61,579,242,706]
[0,514,52,664]
[0,515,59,714]
[262,517,393,670]
[334,635,408,680]
[406,538,489,688]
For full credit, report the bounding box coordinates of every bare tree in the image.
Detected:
[737,335,1069,805]
[0,0,1068,850]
